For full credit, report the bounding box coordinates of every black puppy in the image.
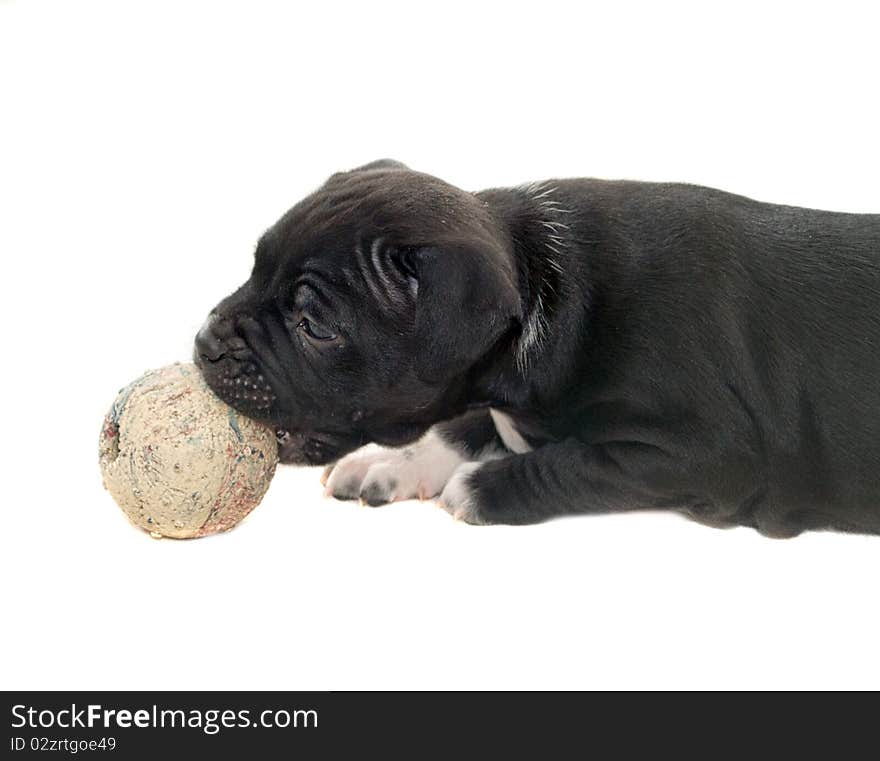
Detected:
[195,160,880,537]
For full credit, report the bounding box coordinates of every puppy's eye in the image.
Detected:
[297,317,337,342]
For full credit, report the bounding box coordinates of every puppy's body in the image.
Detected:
[196,163,880,537]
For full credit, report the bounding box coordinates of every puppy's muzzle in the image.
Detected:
[193,314,277,416]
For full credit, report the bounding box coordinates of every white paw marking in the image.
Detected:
[438,462,486,524]
[490,409,532,454]
[324,431,466,505]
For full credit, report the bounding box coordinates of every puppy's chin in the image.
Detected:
[368,421,431,448]
[274,423,432,465]
[276,428,361,466]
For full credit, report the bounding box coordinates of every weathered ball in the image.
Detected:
[99,363,278,539]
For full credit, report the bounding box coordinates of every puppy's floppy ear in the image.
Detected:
[402,243,522,384]
[351,158,410,173]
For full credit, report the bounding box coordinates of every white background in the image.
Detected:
[2,0,878,690]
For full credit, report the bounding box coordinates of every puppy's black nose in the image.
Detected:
[195,320,225,362]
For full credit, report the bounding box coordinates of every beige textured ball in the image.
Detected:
[99,363,278,539]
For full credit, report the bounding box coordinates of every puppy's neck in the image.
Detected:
[476,181,572,379]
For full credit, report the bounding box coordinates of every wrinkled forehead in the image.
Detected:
[309,168,478,228]
[250,169,496,299]
[270,170,490,250]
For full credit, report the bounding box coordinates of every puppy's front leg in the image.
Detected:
[324,410,505,506]
[440,439,681,525]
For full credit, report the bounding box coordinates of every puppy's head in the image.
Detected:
[194,160,521,464]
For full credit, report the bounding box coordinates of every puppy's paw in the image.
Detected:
[323,433,466,506]
[438,462,489,524]
[323,445,398,504]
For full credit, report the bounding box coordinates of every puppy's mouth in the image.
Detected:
[194,326,358,465]
[198,356,343,465]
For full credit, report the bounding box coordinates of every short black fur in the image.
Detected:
[195,161,880,536]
